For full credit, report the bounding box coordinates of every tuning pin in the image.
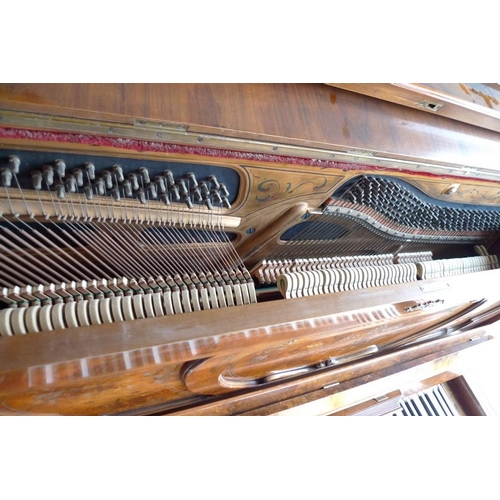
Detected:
[199,181,210,197]
[43,165,54,186]
[111,164,125,183]
[128,173,140,191]
[155,176,167,194]
[177,179,188,197]
[221,196,231,209]
[208,175,220,190]
[202,195,213,210]
[192,186,202,202]
[182,194,193,209]
[0,168,12,188]
[31,170,43,190]
[122,179,133,198]
[137,188,146,205]
[187,172,198,188]
[84,162,96,180]
[95,177,105,196]
[164,169,175,187]
[160,193,171,206]
[169,184,180,202]
[211,189,222,204]
[147,182,158,200]
[111,187,121,202]
[73,168,84,187]
[8,155,21,174]
[139,167,150,185]
[219,183,230,198]
[54,159,66,178]
[55,180,66,199]
[102,170,113,190]
[65,174,77,193]
[83,184,94,200]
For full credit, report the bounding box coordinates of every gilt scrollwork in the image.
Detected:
[452,187,500,203]
[255,175,329,202]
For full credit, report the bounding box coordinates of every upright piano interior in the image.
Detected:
[0,83,499,415]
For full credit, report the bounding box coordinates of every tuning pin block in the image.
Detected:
[15,153,233,218]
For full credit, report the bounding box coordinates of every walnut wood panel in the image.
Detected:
[424,84,500,112]
[0,270,498,415]
[168,332,492,416]
[2,84,500,173]
[405,177,500,206]
[246,336,493,416]
[181,301,477,396]
[328,83,500,133]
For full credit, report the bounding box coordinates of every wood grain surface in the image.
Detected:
[328,83,500,133]
[2,83,500,172]
[1,84,500,416]
[0,269,498,415]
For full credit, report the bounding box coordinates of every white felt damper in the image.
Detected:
[0,308,15,337]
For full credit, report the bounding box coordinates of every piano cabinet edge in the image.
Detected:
[3,83,500,175]
[0,270,499,416]
[2,268,499,369]
[0,324,493,417]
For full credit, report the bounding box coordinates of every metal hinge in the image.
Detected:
[417,100,444,112]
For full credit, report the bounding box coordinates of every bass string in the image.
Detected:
[1,166,248,292]
[0,231,69,286]
[125,187,215,277]
[142,186,220,276]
